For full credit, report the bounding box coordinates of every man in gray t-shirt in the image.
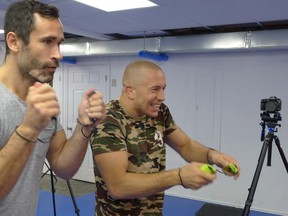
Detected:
[0,1,106,215]
[0,83,63,214]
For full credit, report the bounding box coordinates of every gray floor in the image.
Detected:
[40,173,95,196]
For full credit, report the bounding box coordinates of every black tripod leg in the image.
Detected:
[273,135,288,173]
[42,162,80,216]
[267,137,272,166]
[242,134,272,216]
[66,180,80,216]
[50,168,57,216]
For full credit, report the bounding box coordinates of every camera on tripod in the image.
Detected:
[260,96,281,113]
[243,96,287,216]
[260,96,282,123]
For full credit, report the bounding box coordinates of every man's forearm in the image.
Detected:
[49,124,91,180]
[179,140,211,163]
[0,126,37,199]
[107,169,180,200]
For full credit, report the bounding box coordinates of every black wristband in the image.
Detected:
[178,168,187,188]
[76,118,94,127]
[206,148,216,165]
[15,127,37,143]
[80,126,95,139]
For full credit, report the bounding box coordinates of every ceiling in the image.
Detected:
[0,0,288,42]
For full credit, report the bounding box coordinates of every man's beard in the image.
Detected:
[28,68,54,83]
[18,46,59,84]
[24,60,59,84]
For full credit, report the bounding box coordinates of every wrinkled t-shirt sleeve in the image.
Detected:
[90,111,127,155]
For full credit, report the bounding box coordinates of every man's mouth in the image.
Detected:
[45,66,57,73]
[151,104,161,111]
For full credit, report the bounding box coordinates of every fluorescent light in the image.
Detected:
[0,29,4,34]
[74,0,157,12]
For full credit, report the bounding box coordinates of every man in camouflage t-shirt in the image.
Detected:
[90,60,240,216]
[92,99,176,215]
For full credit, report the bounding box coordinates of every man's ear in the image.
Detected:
[6,32,21,53]
[125,85,135,100]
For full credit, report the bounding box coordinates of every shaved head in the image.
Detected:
[122,60,163,86]
[119,60,166,118]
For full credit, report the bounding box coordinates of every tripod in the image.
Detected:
[41,162,80,216]
[242,113,288,216]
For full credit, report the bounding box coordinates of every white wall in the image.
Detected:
[160,51,288,215]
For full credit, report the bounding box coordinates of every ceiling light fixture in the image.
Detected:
[0,29,4,34]
[60,57,77,64]
[73,0,157,12]
[138,32,168,61]
[138,50,168,62]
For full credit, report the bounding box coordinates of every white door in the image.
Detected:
[65,60,109,182]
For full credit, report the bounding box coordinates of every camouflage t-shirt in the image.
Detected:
[90,99,177,216]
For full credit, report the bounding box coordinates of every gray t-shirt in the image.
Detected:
[0,82,63,216]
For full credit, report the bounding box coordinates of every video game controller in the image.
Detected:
[227,163,238,174]
[200,164,217,174]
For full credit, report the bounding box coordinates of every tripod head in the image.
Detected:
[260,96,282,141]
[260,112,281,141]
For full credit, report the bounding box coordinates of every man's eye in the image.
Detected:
[43,39,53,45]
